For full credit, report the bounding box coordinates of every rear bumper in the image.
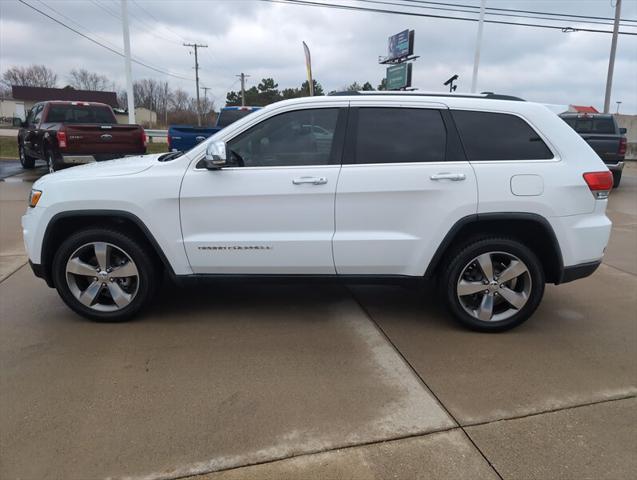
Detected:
[605,161,624,173]
[559,260,601,284]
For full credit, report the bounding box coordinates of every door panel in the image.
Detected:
[334,105,478,276]
[180,106,347,274]
[180,166,339,274]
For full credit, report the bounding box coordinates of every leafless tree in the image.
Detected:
[67,69,112,91]
[1,64,58,91]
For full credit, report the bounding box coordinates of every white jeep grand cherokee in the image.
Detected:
[22,92,613,331]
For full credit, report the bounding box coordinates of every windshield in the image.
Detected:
[216,109,255,128]
[562,116,616,134]
[46,105,116,124]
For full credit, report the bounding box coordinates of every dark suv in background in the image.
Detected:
[560,113,627,188]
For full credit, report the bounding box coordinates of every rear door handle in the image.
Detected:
[430,173,466,181]
[293,176,328,185]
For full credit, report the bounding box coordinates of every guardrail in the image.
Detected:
[145,129,168,143]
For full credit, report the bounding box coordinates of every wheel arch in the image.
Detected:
[40,210,175,287]
[424,213,565,284]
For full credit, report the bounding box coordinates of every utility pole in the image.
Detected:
[471,0,486,93]
[200,86,212,125]
[604,0,622,113]
[121,0,135,124]
[237,73,249,106]
[183,42,208,126]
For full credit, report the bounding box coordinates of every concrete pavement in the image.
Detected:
[1,163,636,479]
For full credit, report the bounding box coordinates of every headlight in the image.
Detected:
[28,189,42,208]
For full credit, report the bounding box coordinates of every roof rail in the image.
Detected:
[327,90,525,101]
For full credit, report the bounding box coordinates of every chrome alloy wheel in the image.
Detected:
[65,242,139,312]
[456,251,532,322]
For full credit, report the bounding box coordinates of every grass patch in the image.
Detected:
[147,142,168,154]
[0,137,18,159]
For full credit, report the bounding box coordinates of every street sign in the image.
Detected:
[386,63,412,90]
[387,29,414,62]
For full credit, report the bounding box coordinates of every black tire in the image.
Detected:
[441,237,545,332]
[52,228,158,322]
[45,149,62,173]
[19,144,35,169]
[612,170,622,188]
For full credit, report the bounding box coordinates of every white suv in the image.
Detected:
[22,92,613,331]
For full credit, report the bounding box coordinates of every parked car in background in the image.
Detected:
[15,101,147,173]
[168,106,261,152]
[559,112,627,187]
[23,92,612,332]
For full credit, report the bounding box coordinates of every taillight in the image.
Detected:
[141,129,148,147]
[618,137,627,156]
[583,171,613,199]
[167,134,172,150]
[56,129,67,149]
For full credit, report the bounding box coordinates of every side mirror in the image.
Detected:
[619,127,627,135]
[12,117,24,128]
[198,141,227,170]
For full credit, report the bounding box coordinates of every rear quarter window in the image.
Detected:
[452,110,553,161]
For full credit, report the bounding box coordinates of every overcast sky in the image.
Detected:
[1,0,636,112]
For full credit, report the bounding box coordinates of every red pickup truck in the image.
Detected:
[15,101,147,172]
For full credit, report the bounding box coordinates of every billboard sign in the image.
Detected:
[386,63,412,90]
[387,29,414,62]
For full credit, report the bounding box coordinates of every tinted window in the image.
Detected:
[216,109,256,128]
[561,116,616,134]
[452,111,553,160]
[46,105,116,124]
[226,108,339,167]
[355,108,446,164]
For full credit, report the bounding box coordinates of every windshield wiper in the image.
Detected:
[158,151,184,162]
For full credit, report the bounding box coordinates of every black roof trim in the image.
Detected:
[328,91,525,101]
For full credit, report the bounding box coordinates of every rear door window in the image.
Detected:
[452,110,553,161]
[354,108,446,164]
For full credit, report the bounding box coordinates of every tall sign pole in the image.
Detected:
[604,0,622,113]
[303,42,314,96]
[471,0,486,93]
[121,0,135,124]
[184,43,208,125]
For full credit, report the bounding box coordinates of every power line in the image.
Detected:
[130,0,190,43]
[400,0,637,23]
[35,0,123,53]
[92,0,183,46]
[18,0,195,80]
[353,0,637,28]
[263,0,637,35]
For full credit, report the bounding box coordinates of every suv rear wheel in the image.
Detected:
[52,228,158,322]
[441,237,545,332]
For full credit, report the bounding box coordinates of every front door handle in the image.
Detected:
[430,173,466,181]
[293,176,328,185]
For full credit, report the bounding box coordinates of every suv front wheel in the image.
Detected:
[52,228,158,322]
[441,237,545,332]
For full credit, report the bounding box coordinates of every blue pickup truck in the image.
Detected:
[168,106,261,152]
